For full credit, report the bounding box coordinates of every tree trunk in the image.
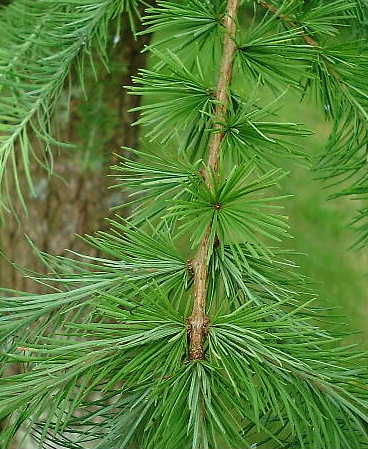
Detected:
[0,12,151,449]
[0,22,151,292]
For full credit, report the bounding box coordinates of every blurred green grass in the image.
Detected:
[280,95,368,342]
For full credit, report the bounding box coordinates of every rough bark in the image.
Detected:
[0,21,151,293]
[0,11,152,449]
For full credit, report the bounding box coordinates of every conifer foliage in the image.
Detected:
[1,1,368,449]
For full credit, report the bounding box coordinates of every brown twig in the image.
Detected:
[187,0,240,361]
[259,2,347,91]
[259,0,319,47]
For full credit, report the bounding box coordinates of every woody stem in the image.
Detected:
[188,0,240,360]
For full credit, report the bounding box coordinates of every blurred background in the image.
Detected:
[282,95,368,343]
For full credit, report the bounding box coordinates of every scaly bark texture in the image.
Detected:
[188,0,240,360]
[0,14,151,449]
[0,21,151,293]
